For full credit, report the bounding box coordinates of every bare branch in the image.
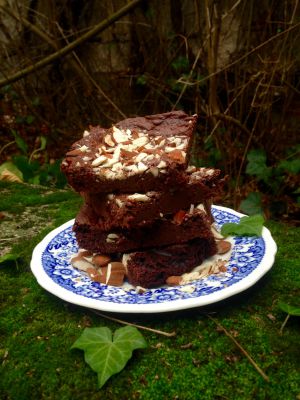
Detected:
[0,0,143,88]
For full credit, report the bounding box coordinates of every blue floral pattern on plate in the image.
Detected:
[36,206,272,309]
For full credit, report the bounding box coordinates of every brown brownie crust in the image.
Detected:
[61,111,197,193]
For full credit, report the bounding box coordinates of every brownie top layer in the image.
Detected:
[61,111,197,193]
[115,110,196,138]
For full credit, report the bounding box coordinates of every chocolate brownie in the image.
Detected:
[61,111,197,193]
[82,167,223,231]
[73,206,214,254]
[123,238,217,288]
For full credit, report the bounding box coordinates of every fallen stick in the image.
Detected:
[208,315,270,382]
[92,310,176,337]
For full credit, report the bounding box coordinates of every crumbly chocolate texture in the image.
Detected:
[61,111,197,194]
[73,207,214,254]
[123,238,217,288]
[82,167,223,231]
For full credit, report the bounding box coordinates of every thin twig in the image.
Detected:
[0,141,15,157]
[92,310,176,337]
[177,21,300,88]
[0,0,143,88]
[211,113,252,137]
[279,314,290,335]
[0,5,94,93]
[0,5,57,48]
[208,315,270,382]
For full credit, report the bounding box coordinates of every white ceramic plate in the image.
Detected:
[30,206,277,313]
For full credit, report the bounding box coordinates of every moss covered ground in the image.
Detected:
[0,181,299,400]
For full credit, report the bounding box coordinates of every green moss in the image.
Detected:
[0,182,299,399]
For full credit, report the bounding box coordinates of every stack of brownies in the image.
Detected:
[61,111,224,288]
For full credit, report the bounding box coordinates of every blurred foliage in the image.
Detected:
[0,0,299,220]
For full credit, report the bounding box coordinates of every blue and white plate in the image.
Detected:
[30,206,277,313]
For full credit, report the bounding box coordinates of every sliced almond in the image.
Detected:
[78,250,93,257]
[79,145,89,152]
[149,167,159,177]
[196,204,206,212]
[90,262,125,286]
[157,160,167,169]
[111,162,123,172]
[189,204,195,214]
[135,152,148,162]
[127,193,150,201]
[104,134,115,147]
[120,149,137,159]
[165,146,177,153]
[211,224,224,239]
[113,146,121,160]
[115,198,123,208]
[106,233,119,243]
[175,142,186,150]
[132,136,149,148]
[66,149,83,157]
[92,155,107,167]
[105,147,115,153]
[145,154,154,161]
[186,165,196,173]
[137,161,148,172]
[86,267,100,280]
[145,143,154,149]
[217,240,232,254]
[156,138,165,147]
[167,149,185,163]
[131,130,139,139]
[112,126,128,143]
[120,143,134,152]
[166,275,182,286]
[102,158,118,168]
[92,254,111,266]
[125,164,139,173]
[71,258,93,272]
[172,137,182,146]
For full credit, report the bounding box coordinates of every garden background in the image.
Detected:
[0,1,299,399]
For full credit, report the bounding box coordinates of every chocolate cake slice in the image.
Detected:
[73,206,214,254]
[82,167,224,231]
[123,238,217,288]
[61,111,197,194]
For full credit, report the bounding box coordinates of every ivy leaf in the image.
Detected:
[0,162,23,181]
[221,214,264,237]
[11,129,28,154]
[278,301,300,316]
[246,149,272,183]
[71,326,147,388]
[278,159,300,175]
[240,192,263,215]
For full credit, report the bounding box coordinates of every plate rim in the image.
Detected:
[30,205,277,313]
